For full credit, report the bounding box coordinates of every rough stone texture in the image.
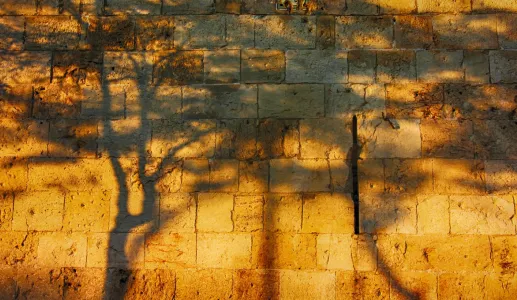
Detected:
[205,50,240,84]
[433,159,486,195]
[176,269,232,299]
[432,15,498,50]
[348,50,376,83]
[252,233,317,269]
[361,194,418,234]
[258,84,324,118]
[144,233,196,269]
[81,17,136,51]
[196,193,234,232]
[0,17,24,50]
[394,16,433,49]
[421,120,475,158]
[257,119,299,159]
[416,50,465,83]
[385,83,444,119]
[104,0,161,15]
[242,49,285,83]
[384,159,433,194]
[417,0,471,13]
[498,14,517,49]
[234,195,264,232]
[264,193,302,232]
[25,16,81,50]
[216,119,257,160]
[255,16,316,49]
[239,160,269,193]
[286,50,347,83]
[337,271,390,300]
[417,195,450,234]
[49,119,98,158]
[302,193,354,234]
[464,50,490,83]
[300,118,353,159]
[0,52,51,85]
[336,16,393,49]
[280,271,336,299]
[485,160,517,194]
[197,233,252,268]
[490,51,517,83]
[270,159,330,192]
[438,273,486,300]
[327,84,386,119]
[135,17,174,51]
[174,15,225,49]
[0,157,27,192]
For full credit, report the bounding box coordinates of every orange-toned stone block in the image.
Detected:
[49,119,98,158]
[300,119,353,159]
[389,271,437,300]
[86,232,145,268]
[336,271,390,300]
[264,193,302,232]
[176,269,233,300]
[98,119,151,158]
[492,236,517,274]
[25,16,81,50]
[433,159,486,195]
[432,15,498,49]
[417,0,471,13]
[385,83,444,119]
[280,271,336,300]
[239,160,268,193]
[270,159,330,192]
[252,233,317,269]
[0,232,38,266]
[181,159,210,192]
[316,234,354,270]
[302,193,354,234]
[421,120,475,158]
[486,274,517,299]
[438,273,486,300]
[0,119,48,157]
[234,195,263,232]
[0,52,50,85]
[209,159,239,192]
[197,233,252,269]
[12,190,64,231]
[485,160,517,194]
[144,233,196,269]
[384,159,433,194]
[196,193,234,232]
[336,16,393,49]
[0,157,27,192]
[233,269,280,300]
[358,159,385,193]
[63,190,110,232]
[159,193,196,232]
[15,268,64,299]
[0,85,32,119]
[417,195,450,234]
[361,194,417,234]
[257,119,299,159]
[37,232,87,267]
[0,192,13,230]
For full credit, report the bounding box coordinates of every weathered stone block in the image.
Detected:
[358,159,385,193]
[32,84,86,119]
[210,159,239,192]
[498,14,517,49]
[234,195,263,232]
[270,159,330,192]
[316,15,335,49]
[15,268,64,299]
[302,193,354,234]
[181,159,210,192]
[86,233,145,268]
[49,119,98,158]
[300,118,352,159]
[492,236,517,274]
[135,16,174,51]
[280,271,336,299]
[98,119,151,158]
[327,84,385,119]
[417,0,471,13]
[63,190,110,232]
[486,274,517,299]
[433,159,486,195]
[359,118,421,159]
[144,233,196,268]
[106,269,175,300]
[205,50,240,83]
[421,120,475,158]
[264,193,302,232]
[432,15,498,49]
[104,0,161,15]
[0,52,51,84]
[233,269,280,300]
[376,50,417,83]
[163,0,215,14]
[416,50,465,83]
[37,233,87,267]
[239,160,269,193]
[198,233,252,268]
[241,0,277,14]
[175,15,225,49]
[258,84,324,118]
[379,0,417,14]
[130,85,181,120]
[0,0,37,15]
[474,120,517,159]
[336,271,390,300]
[81,16,135,51]
[255,16,316,49]
[257,119,299,159]
[286,50,347,83]
[226,15,255,49]
[336,16,393,49]
[0,232,38,266]
[317,234,353,270]
[0,192,13,230]
[216,0,241,13]
[450,195,515,234]
[151,120,216,158]
[197,193,234,232]
[486,160,517,194]
[26,16,80,50]
[329,160,351,192]
[438,273,485,300]
[0,17,24,50]
[216,119,257,160]
[464,50,490,83]
[0,85,32,119]
[384,159,433,194]
[183,85,257,119]
[386,83,444,119]
[144,158,182,194]
[490,51,517,83]
[394,16,433,49]
[176,269,232,300]
[241,49,285,83]
[473,0,517,12]
[0,157,27,192]
[416,195,450,234]
[159,193,196,232]
[361,193,417,234]
[37,0,81,15]
[252,233,317,269]
[0,119,48,157]
[0,268,17,299]
[389,271,437,300]
[79,85,124,120]
[53,51,102,86]
[104,52,153,85]
[348,50,375,83]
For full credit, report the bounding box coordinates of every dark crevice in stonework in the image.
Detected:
[352,114,360,234]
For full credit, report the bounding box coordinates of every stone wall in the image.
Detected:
[1,0,517,299]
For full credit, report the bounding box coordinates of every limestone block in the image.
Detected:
[0,0,37,15]
[209,159,239,192]
[498,14,517,49]
[270,159,330,192]
[432,15,498,49]
[316,15,335,49]
[300,119,353,159]
[0,52,51,84]
[130,85,182,120]
[302,193,354,234]
[490,51,517,83]
[226,15,255,49]
[159,193,196,232]
[472,0,517,12]
[376,50,417,83]
[394,16,433,49]
[344,0,379,15]
[143,158,182,194]
[379,0,417,14]
[63,190,110,232]
[37,232,87,267]
[358,118,422,159]
[25,16,81,50]
[233,269,280,300]
[0,17,24,50]
[197,233,252,268]
[438,273,485,300]
[205,50,240,83]
[336,16,393,49]
[216,119,257,160]
[99,119,151,158]
[280,271,336,300]
[197,193,234,232]
[144,233,196,268]
[485,160,517,194]
[316,234,354,270]
[492,236,517,274]
[433,159,486,195]
[416,50,465,83]
[176,269,233,300]
[0,192,13,230]
[106,269,175,300]
[151,120,216,158]
[239,161,269,193]
[241,49,285,83]
[0,268,17,299]
[12,191,64,231]
[348,50,375,83]
[79,85,124,120]
[421,120,475,158]
[384,159,433,194]
[389,271,437,300]
[63,268,108,300]
[329,160,351,192]
[257,119,299,159]
[417,0,471,13]
[86,233,145,268]
[154,51,204,85]
[183,85,258,119]
[464,51,490,83]
[258,84,324,118]
[15,268,64,299]
[174,15,225,49]
[181,159,210,192]
[416,195,450,234]
[336,271,390,300]
[81,16,135,50]
[486,274,517,299]
[32,83,88,119]
[104,52,153,85]
[52,51,102,86]
[37,0,81,15]
[361,193,418,234]
[264,193,302,233]
[135,16,174,51]
[0,232,38,266]
[163,0,215,14]
[104,0,161,15]
[242,0,278,14]
[358,159,385,193]
[386,83,444,119]
[0,85,32,119]
[286,50,348,83]
[216,0,241,13]
[0,157,27,192]
[474,120,517,159]
[234,195,263,232]
[49,119,98,158]
[252,233,317,269]
[327,84,385,119]
[255,16,316,49]
[450,195,515,234]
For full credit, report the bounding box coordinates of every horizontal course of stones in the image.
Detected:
[1,0,517,299]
